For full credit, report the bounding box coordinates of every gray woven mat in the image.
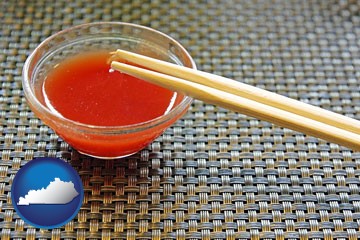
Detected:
[1,0,360,239]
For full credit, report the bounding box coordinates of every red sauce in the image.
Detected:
[39,51,187,158]
[43,51,178,126]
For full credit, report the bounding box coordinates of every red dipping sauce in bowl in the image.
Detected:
[22,22,195,158]
[43,51,181,126]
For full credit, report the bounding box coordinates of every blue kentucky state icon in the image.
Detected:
[11,158,84,229]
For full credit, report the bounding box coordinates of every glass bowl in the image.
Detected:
[22,22,195,159]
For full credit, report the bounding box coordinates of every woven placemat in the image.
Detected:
[1,0,360,239]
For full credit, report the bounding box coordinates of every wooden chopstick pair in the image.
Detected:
[111,49,360,151]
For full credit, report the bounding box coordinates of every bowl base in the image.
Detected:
[77,150,138,159]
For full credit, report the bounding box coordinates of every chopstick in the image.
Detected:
[110,50,360,151]
[112,49,360,134]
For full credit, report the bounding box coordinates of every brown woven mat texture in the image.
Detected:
[2,0,360,239]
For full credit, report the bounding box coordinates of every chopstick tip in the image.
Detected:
[108,49,125,65]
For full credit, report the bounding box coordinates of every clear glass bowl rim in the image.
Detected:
[22,22,196,134]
